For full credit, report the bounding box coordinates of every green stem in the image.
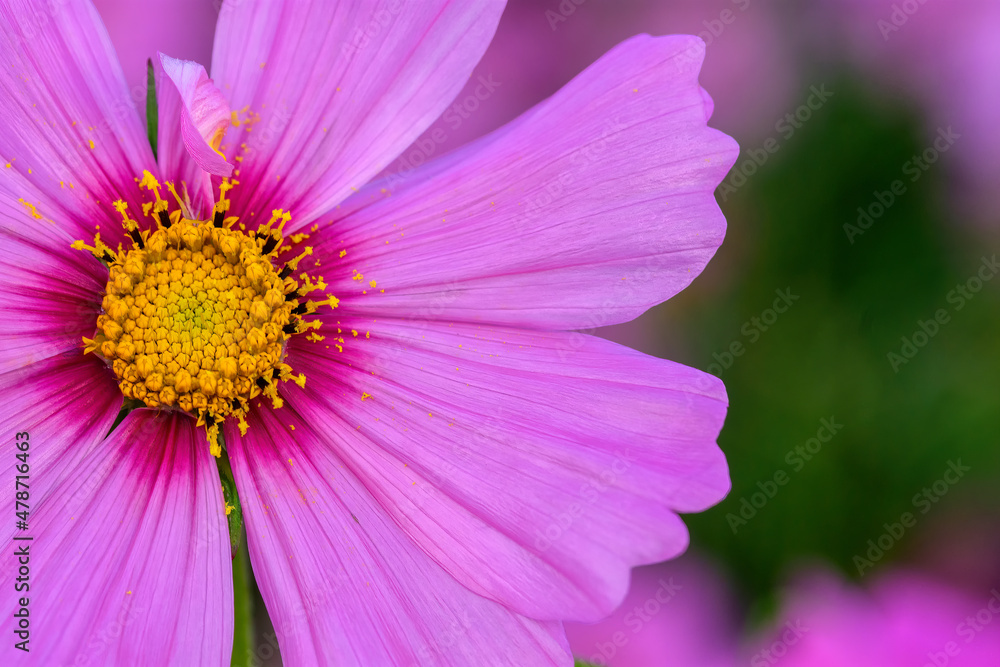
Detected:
[231,536,255,667]
[146,58,158,161]
[217,448,252,666]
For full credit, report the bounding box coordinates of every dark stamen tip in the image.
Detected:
[255,377,269,389]
[278,265,293,279]
[158,210,172,228]
[262,236,279,255]
[292,303,308,315]
[213,210,225,227]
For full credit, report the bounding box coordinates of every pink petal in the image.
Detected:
[225,405,572,667]
[210,0,505,226]
[0,0,158,248]
[0,410,232,666]
[159,53,233,181]
[748,570,1000,666]
[0,204,108,373]
[0,354,121,519]
[282,318,729,622]
[315,34,738,330]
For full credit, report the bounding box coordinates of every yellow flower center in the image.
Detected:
[75,172,337,453]
[100,221,286,415]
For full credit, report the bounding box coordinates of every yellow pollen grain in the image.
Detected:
[18,199,42,219]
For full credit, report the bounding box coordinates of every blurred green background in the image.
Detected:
[681,78,1000,603]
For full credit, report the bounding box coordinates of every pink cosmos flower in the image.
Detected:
[746,570,1000,667]
[564,555,739,667]
[0,0,736,664]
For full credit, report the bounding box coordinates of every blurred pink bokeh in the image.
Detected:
[564,554,739,667]
[94,0,217,107]
[816,0,1000,229]
[746,570,1000,667]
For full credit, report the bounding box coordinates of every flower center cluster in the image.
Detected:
[99,220,288,414]
[75,172,336,453]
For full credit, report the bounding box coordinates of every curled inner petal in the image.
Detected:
[159,53,234,178]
